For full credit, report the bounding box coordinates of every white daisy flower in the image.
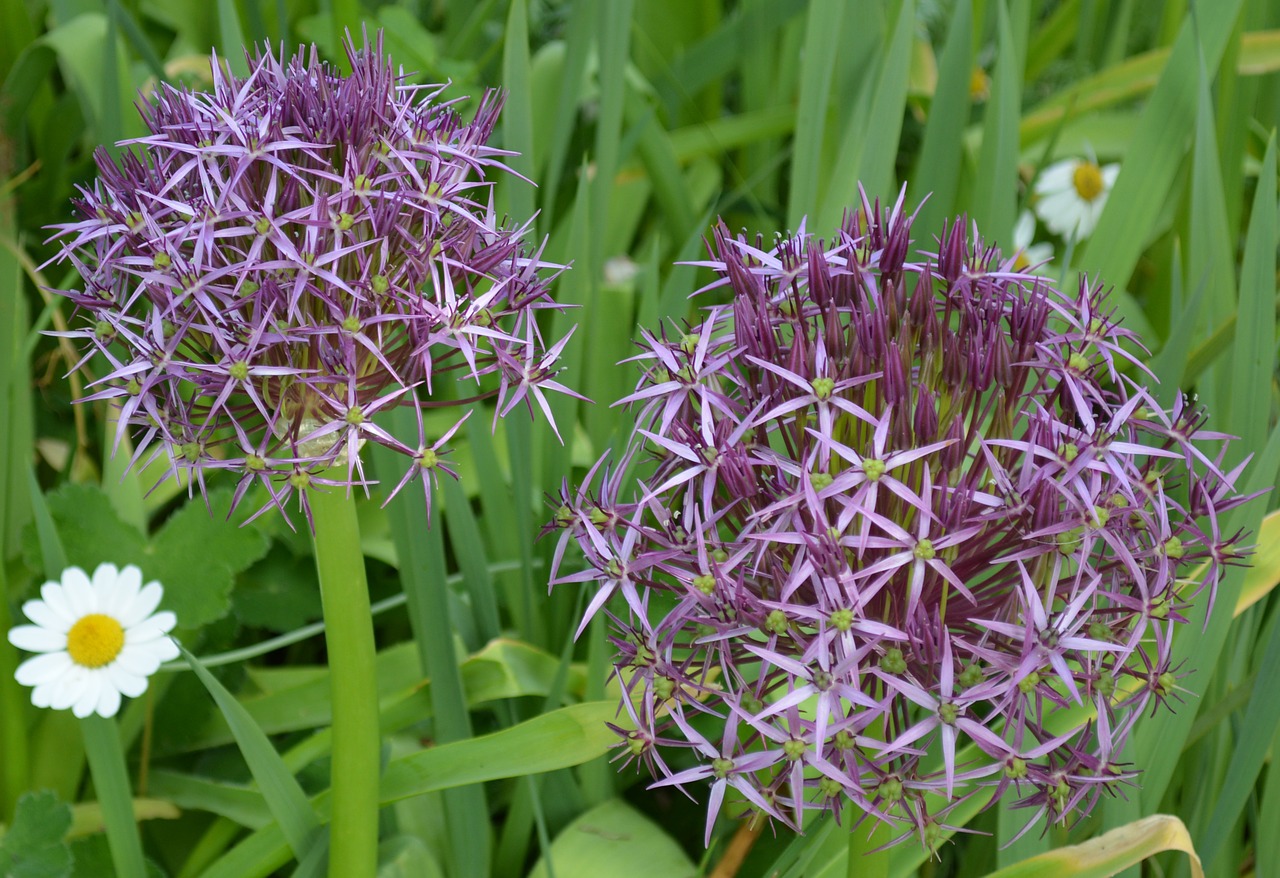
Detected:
[1033,156,1120,241]
[1011,210,1054,274]
[8,564,179,718]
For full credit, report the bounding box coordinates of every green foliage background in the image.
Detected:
[1,0,1279,876]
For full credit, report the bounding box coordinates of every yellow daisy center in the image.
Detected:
[1014,250,1031,271]
[66,614,125,668]
[1072,162,1105,202]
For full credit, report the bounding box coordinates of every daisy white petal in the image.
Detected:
[7,625,66,653]
[15,652,73,686]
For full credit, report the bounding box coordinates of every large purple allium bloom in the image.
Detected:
[48,34,573,519]
[549,193,1253,849]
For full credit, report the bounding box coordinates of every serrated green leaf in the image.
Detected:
[25,484,270,629]
[22,483,143,577]
[0,791,73,878]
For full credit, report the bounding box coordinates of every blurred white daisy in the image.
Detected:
[1011,210,1054,274]
[1033,156,1120,240]
[8,564,178,718]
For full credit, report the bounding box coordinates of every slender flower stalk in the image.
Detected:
[46,32,574,878]
[550,191,1254,853]
[310,478,379,878]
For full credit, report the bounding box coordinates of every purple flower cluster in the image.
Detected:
[549,193,1252,848]
[48,34,572,519]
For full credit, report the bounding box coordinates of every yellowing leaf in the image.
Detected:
[982,814,1203,878]
[1234,508,1280,617]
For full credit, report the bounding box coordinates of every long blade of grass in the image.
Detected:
[539,0,594,230]
[1193,131,1277,869]
[216,0,250,76]
[1075,0,1244,337]
[374,409,491,878]
[441,475,500,644]
[80,715,149,878]
[971,0,1020,246]
[817,0,914,227]
[178,644,321,861]
[501,0,534,227]
[913,0,973,238]
[1227,130,1276,457]
[787,0,845,230]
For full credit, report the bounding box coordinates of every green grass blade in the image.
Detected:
[787,0,845,230]
[971,0,1020,246]
[539,0,594,230]
[1075,0,1244,338]
[441,475,500,644]
[178,644,321,860]
[374,408,491,878]
[912,0,973,238]
[500,0,534,227]
[105,0,166,80]
[1025,0,1079,81]
[1227,130,1276,456]
[216,0,250,76]
[80,715,148,878]
[589,0,633,271]
[1184,53,1236,417]
[817,0,914,227]
[1194,132,1277,868]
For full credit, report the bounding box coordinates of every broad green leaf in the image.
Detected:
[0,791,72,878]
[526,799,696,878]
[146,490,270,627]
[982,814,1203,878]
[39,12,136,143]
[179,644,321,861]
[230,546,321,633]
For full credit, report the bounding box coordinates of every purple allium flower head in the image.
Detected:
[548,190,1255,850]
[47,32,574,522]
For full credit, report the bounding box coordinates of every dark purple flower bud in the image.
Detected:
[550,191,1255,848]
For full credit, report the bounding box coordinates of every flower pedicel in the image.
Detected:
[550,193,1254,848]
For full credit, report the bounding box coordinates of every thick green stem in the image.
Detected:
[311,485,380,878]
[81,715,147,878]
